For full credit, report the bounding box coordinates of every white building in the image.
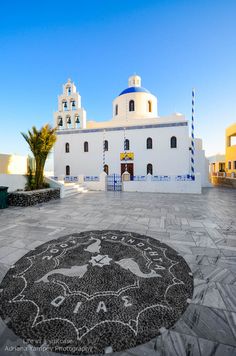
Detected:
[0,153,28,175]
[53,75,209,193]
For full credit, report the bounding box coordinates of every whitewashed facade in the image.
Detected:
[53,76,209,192]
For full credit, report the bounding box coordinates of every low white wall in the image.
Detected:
[82,172,107,191]
[0,174,27,192]
[123,173,201,194]
[45,177,65,198]
[195,148,211,187]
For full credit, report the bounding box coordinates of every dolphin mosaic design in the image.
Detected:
[35,264,88,283]
[115,258,162,278]
[84,238,101,253]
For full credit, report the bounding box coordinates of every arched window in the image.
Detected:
[67,87,71,95]
[66,165,70,176]
[148,101,152,112]
[65,143,70,153]
[104,164,109,175]
[115,104,118,116]
[84,141,89,152]
[147,163,153,175]
[104,140,108,151]
[170,136,177,148]
[129,100,135,112]
[146,137,152,149]
[124,139,130,150]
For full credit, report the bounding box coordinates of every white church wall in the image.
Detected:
[54,124,190,177]
[54,131,104,177]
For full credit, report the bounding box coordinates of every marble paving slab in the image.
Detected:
[0,187,235,355]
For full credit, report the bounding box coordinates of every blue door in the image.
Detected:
[107,174,122,191]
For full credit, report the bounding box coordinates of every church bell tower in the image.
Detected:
[54,79,87,130]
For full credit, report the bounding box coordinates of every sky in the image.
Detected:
[0,0,236,162]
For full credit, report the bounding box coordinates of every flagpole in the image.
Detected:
[124,127,127,172]
[191,88,195,179]
[103,129,106,171]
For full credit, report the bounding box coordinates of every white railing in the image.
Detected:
[133,175,146,181]
[84,176,99,182]
[152,175,171,181]
[50,176,58,181]
[175,174,195,181]
[64,176,78,182]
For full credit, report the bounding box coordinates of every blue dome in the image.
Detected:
[119,86,150,96]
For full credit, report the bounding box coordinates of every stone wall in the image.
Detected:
[8,188,60,207]
[211,176,236,188]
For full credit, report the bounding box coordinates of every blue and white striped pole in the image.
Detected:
[124,127,127,172]
[191,88,195,179]
[103,130,106,171]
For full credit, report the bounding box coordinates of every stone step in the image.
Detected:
[48,178,89,198]
[64,191,81,198]
[63,183,89,197]
[64,182,77,187]
[64,185,88,191]
[77,186,88,192]
[64,186,78,191]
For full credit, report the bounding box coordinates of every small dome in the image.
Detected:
[119,74,150,96]
[119,87,150,96]
[128,74,141,87]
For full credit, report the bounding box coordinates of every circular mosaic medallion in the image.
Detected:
[0,230,193,354]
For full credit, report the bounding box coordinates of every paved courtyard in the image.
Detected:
[0,187,236,356]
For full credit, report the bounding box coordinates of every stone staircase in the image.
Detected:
[60,182,89,198]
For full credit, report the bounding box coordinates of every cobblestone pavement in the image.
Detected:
[0,187,236,356]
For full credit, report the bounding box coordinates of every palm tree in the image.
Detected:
[21,124,57,189]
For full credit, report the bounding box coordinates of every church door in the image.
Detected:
[121,163,134,178]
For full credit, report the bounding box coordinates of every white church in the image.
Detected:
[53,75,209,193]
